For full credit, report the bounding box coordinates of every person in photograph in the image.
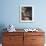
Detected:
[22,7,32,20]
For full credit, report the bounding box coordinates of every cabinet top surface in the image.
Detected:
[3,29,45,33]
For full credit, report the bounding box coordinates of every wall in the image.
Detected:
[0,0,46,43]
[0,0,46,29]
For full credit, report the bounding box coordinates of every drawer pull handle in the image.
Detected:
[9,38,12,40]
[9,38,13,40]
[32,39,36,40]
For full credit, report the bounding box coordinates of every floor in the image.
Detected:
[0,44,2,46]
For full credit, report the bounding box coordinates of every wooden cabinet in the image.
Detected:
[2,32,45,46]
[3,32,24,46]
[24,32,45,46]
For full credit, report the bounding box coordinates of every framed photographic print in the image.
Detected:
[20,5,34,22]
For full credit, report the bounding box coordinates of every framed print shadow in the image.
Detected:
[20,5,34,22]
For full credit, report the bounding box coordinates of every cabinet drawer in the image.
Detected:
[3,44,15,46]
[32,44,44,46]
[3,43,23,46]
[3,36,23,44]
[3,32,23,36]
[32,36,45,44]
[24,32,44,36]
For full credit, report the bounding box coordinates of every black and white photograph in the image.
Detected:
[20,5,34,22]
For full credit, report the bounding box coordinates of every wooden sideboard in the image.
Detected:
[2,32,45,46]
